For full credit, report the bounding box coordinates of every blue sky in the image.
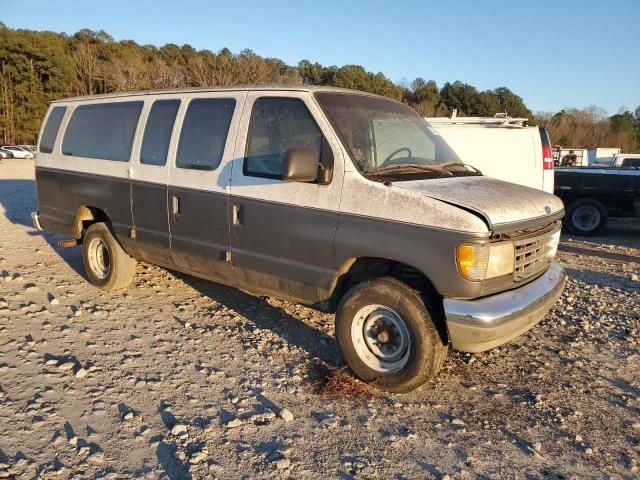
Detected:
[2,0,639,115]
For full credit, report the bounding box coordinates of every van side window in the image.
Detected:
[245,98,322,178]
[622,158,640,168]
[39,106,67,154]
[62,102,143,161]
[140,100,180,166]
[176,98,235,171]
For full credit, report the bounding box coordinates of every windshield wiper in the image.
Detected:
[368,164,453,177]
[437,161,482,175]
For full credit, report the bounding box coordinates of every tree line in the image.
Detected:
[1,24,638,152]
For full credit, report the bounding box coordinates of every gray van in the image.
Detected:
[32,86,566,393]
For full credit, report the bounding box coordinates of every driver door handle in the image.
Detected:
[232,204,242,226]
[171,195,180,215]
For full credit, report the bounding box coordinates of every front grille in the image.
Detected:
[513,231,556,281]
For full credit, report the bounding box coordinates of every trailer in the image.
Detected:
[553,148,589,167]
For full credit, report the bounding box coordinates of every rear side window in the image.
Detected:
[245,98,322,178]
[62,102,143,161]
[140,100,180,166]
[622,158,640,168]
[39,106,67,153]
[176,98,236,171]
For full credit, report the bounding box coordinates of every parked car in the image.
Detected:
[425,115,554,193]
[18,144,37,153]
[555,162,640,235]
[32,86,566,393]
[1,145,34,159]
[0,149,13,159]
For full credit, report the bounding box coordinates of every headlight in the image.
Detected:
[546,230,560,259]
[457,241,514,281]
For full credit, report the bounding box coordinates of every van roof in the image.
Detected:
[51,84,387,103]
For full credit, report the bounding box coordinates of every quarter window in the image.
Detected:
[140,100,180,166]
[39,106,67,154]
[244,98,322,178]
[175,98,236,171]
[622,158,640,168]
[62,102,143,161]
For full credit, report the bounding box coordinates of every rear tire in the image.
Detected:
[82,222,136,290]
[565,198,608,236]
[335,277,447,393]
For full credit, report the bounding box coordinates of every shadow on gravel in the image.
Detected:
[0,178,86,277]
[563,218,640,250]
[176,272,342,367]
[155,403,192,480]
[0,179,36,227]
[156,441,191,480]
[560,244,639,264]
[564,267,639,292]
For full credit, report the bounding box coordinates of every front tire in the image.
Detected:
[335,277,447,393]
[565,198,608,236]
[82,222,136,290]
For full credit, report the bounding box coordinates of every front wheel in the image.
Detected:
[82,222,136,290]
[335,277,447,393]
[565,198,608,236]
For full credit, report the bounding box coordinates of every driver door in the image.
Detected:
[228,91,344,303]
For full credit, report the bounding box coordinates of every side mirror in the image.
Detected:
[282,148,319,183]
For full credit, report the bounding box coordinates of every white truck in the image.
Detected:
[425,115,554,193]
[587,147,620,166]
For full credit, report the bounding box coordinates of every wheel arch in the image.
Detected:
[74,205,110,239]
[325,256,449,345]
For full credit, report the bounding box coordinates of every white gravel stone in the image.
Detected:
[279,408,294,422]
[190,451,207,464]
[171,424,187,436]
[274,458,290,470]
[225,418,243,429]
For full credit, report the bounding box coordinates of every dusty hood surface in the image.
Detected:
[396,176,564,231]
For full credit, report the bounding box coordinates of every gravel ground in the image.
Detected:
[0,158,638,480]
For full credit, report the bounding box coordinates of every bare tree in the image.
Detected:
[72,41,100,95]
[0,67,16,144]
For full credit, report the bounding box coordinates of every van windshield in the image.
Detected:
[315,92,475,179]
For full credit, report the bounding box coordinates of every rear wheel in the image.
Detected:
[335,277,447,393]
[82,222,136,290]
[565,198,608,236]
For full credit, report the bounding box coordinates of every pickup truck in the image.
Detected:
[555,162,640,235]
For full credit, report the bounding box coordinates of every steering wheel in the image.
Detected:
[381,147,412,166]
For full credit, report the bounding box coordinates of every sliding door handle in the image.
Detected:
[171,195,180,215]
[232,204,241,225]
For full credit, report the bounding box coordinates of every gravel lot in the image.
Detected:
[1,158,638,479]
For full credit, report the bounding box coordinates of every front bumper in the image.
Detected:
[443,262,566,353]
[31,211,44,231]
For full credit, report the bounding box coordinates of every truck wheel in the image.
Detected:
[82,222,136,290]
[335,277,447,393]
[565,198,608,236]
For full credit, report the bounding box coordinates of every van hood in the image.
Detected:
[396,176,564,233]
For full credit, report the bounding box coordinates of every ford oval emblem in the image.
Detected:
[544,205,552,214]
